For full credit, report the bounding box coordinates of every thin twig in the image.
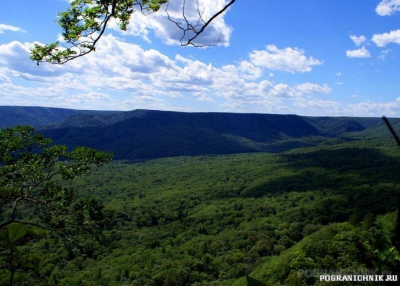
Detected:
[382,116,400,254]
[383,116,400,148]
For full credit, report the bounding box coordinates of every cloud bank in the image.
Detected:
[0,36,337,115]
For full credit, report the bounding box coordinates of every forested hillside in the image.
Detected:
[0,106,117,130]
[1,108,400,285]
[0,106,79,129]
[2,136,399,285]
[40,110,326,160]
[2,106,399,160]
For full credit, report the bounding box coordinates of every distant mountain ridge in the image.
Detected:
[39,110,323,159]
[1,106,399,160]
[0,106,116,129]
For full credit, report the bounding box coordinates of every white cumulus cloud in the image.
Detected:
[346,46,371,58]
[267,83,300,98]
[376,0,400,16]
[372,29,400,47]
[349,35,367,46]
[295,83,332,95]
[0,23,25,34]
[249,45,323,73]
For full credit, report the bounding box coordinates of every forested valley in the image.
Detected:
[3,0,400,284]
[1,109,400,285]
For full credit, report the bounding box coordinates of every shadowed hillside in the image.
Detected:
[0,106,116,129]
[2,106,399,160]
[39,110,323,159]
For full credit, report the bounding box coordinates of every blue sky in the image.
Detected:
[1,0,400,116]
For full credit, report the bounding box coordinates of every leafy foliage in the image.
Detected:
[0,126,113,284]
[246,275,267,286]
[30,0,168,64]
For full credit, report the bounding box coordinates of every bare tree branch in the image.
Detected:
[166,0,235,47]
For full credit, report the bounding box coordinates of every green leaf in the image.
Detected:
[378,247,395,261]
[0,229,10,246]
[8,243,20,257]
[246,275,267,286]
[24,263,37,270]
[8,223,28,243]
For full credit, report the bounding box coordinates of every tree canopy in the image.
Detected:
[30,0,236,65]
[0,126,113,284]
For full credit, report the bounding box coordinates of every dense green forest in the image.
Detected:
[1,131,399,285]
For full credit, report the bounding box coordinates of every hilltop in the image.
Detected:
[1,106,398,160]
